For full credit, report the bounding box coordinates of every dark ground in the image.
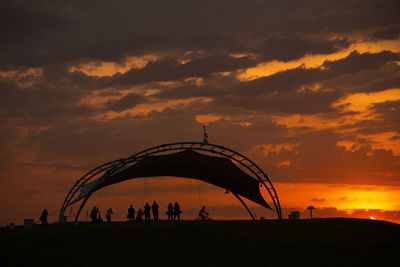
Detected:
[1,218,399,266]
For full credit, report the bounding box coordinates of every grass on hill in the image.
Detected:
[1,218,399,266]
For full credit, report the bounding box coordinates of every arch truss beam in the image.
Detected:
[59,142,282,222]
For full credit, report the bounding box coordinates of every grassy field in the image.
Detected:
[1,218,399,266]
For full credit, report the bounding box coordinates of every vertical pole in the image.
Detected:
[203,125,208,144]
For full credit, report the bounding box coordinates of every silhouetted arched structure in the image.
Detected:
[59,142,282,222]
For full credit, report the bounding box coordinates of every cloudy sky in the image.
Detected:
[1,0,400,224]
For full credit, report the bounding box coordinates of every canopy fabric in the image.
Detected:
[72,150,271,209]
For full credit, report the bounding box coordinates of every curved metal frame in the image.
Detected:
[59,142,282,222]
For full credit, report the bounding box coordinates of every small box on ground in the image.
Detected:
[288,211,300,220]
[7,223,15,230]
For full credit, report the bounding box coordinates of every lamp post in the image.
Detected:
[307,205,315,219]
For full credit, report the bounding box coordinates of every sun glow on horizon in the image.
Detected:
[272,183,400,211]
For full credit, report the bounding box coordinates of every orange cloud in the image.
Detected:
[277,160,291,167]
[333,88,400,113]
[255,143,299,157]
[68,55,160,77]
[195,114,225,124]
[93,97,212,121]
[238,39,400,81]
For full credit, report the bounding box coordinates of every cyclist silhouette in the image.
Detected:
[199,206,210,221]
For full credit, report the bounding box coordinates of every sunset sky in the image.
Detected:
[1,0,400,225]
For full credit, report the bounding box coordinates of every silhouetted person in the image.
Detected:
[128,205,135,222]
[152,201,159,221]
[167,203,173,221]
[174,202,181,221]
[106,208,113,223]
[90,206,98,223]
[199,206,209,221]
[98,213,103,223]
[136,208,143,222]
[144,202,151,221]
[40,209,48,227]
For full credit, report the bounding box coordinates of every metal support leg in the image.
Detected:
[232,193,256,220]
[74,192,93,222]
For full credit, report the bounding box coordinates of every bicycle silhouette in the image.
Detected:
[196,213,212,221]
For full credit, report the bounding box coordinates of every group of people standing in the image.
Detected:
[90,206,114,223]
[127,201,160,222]
[89,201,183,223]
[39,203,209,225]
[126,201,182,222]
[166,202,182,221]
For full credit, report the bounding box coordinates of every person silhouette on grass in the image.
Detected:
[90,206,98,223]
[128,205,135,222]
[106,208,113,223]
[174,202,182,221]
[152,201,159,221]
[136,208,143,222]
[167,203,173,221]
[144,203,151,221]
[40,209,48,227]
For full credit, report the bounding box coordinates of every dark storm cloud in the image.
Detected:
[371,25,400,40]
[368,100,400,134]
[24,107,205,160]
[362,73,400,93]
[155,51,400,100]
[0,77,95,120]
[18,103,289,165]
[40,65,100,90]
[320,62,400,93]
[1,0,399,70]
[372,100,400,122]
[149,51,399,115]
[323,50,400,74]
[105,93,149,112]
[107,54,257,87]
[0,1,399,182]
[290,0,400,35]
[150,73,239,100]
[0,62,109,123]
[234,51,400,96]
[257,37,350,62]
[338,100,400,135]
[0,1,70,68]
[214,89,343,114]
[153,84,217,100]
